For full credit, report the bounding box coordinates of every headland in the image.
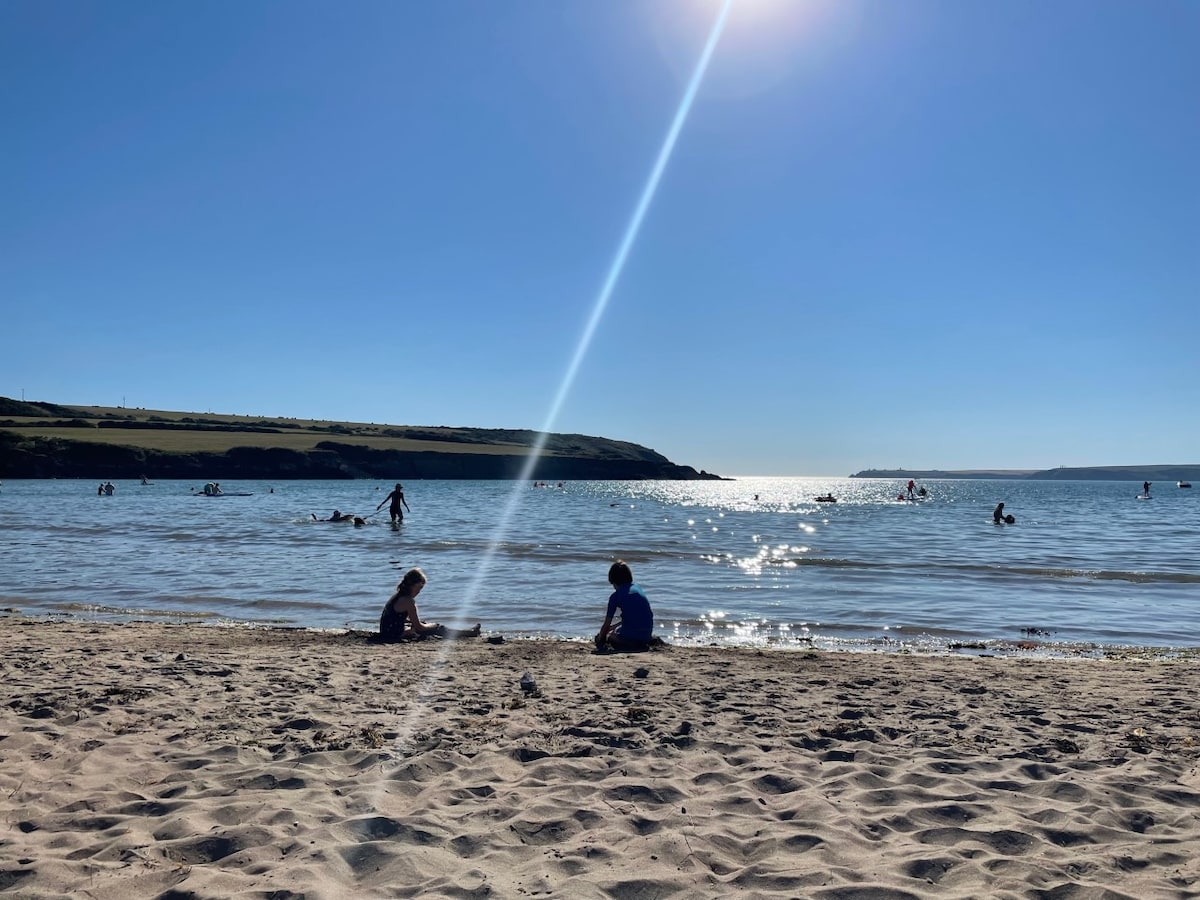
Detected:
[0,397,722,481]
[851,465,1200,481]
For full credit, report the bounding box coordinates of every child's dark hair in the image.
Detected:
[396,567,427,594]
[608,560,633,586]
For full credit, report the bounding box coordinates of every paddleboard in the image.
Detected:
[1136,494,1151,500]
[197,492,255,497]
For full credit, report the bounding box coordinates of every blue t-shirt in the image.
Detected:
[606,583,653,642]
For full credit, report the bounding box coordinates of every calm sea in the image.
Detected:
[1,477,1197,653]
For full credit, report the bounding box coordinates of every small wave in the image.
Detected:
[229,602,342,615]
[55,603,221,620]
[761,555,1200,584]
[958,563,1200,584]
[425,538,662,566]
[788,557,876,569]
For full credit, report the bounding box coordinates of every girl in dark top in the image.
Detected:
[378,567,481,642]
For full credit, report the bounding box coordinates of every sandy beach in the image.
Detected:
[2,621,1199,899]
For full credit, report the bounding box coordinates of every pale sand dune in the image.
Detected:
[2,622,1200,899]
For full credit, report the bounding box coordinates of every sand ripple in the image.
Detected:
[2,622,1199,898]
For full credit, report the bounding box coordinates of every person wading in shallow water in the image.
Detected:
[993,502,1016,524]
[376,483,411,524]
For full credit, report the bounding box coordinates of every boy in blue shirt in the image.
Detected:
[595,560,654,651]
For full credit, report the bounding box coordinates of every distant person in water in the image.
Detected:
[376,483,410,524]
[595,560,655,651]
[378,567,481,642]
[1143,481,1151,496]
[907,479,916,499]
[313,509,355,523]
[993,502,1006,524]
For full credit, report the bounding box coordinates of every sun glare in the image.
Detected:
[650,0,859,98]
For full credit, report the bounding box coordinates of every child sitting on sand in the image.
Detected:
[595,560,655,651]
[378,567,481,642]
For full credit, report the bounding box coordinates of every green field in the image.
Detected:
[0,425,537,456]
[0,401,621,459]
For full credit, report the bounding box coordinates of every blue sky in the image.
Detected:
[3,0,1197,476]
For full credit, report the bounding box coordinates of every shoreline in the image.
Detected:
[5,611,1200,661]
[3,620,1199,897]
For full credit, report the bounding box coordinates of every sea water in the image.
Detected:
[1,477,1197,653]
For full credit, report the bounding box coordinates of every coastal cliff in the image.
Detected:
[0,398,722,481]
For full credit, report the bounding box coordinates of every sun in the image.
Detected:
[648,0,860,99]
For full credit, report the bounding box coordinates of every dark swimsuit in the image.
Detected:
[379,604,410,642]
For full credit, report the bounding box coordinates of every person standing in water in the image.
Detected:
[1143,481,1152,497]
[993,502,1006,524]
[376,483,411,524]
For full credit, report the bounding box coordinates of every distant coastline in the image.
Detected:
[0,397,724,481]
[850,466,1200,482]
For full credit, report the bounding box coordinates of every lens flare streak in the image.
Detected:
[388,0,736,754]
[455,0,735,628]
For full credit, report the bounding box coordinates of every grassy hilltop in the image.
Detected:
[0,398,721,481]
